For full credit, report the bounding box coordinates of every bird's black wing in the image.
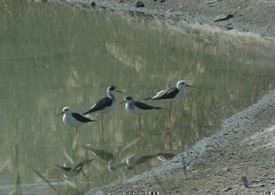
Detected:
[83,97,112,115]
[135,101,162,110]
[72,113,94,123]
[145,87,179,100]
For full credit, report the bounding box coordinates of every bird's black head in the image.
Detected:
[125,96,133,101]
[108,86,116,91]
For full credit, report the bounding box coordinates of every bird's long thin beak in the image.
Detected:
[186,84,195,88]
[116,90,126,94]
[118,100,126,105]
[56,111,64,117]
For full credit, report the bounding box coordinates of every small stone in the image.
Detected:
[135,1,145,7]
[222,187,232,192]
[207,0,222,5]
[223,166,230,172]
[214,14,234,22]
[241,176,249,188]
[90,1,96,7]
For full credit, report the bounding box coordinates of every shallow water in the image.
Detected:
[0,1,274,193]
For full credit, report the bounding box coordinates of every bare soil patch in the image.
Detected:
[57,0,275,38]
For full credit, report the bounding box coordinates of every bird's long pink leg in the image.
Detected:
[101,114,104,131]
[169,102,172,121]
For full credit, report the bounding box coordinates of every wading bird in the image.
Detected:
[119,96,162,129]
[145,80,193,120]
[57,107,96,135]
[82,86,123,131]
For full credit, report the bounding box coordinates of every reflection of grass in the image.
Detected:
[29,166,58,193]
[29,138,141,193]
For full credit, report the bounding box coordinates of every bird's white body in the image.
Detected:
[62,108,86,128]
[63,112,84,129]
[58,107,94,134]
[120,96,162,129]
[149,80,189,102]
[125,101,155,116]
[124,97,161,116]
[96,104,113,114]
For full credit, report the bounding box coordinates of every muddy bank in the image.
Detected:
[53,0,275,38]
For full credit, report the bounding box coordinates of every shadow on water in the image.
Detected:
[0,1,274,193]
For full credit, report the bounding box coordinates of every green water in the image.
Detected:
[0,1,274,193]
